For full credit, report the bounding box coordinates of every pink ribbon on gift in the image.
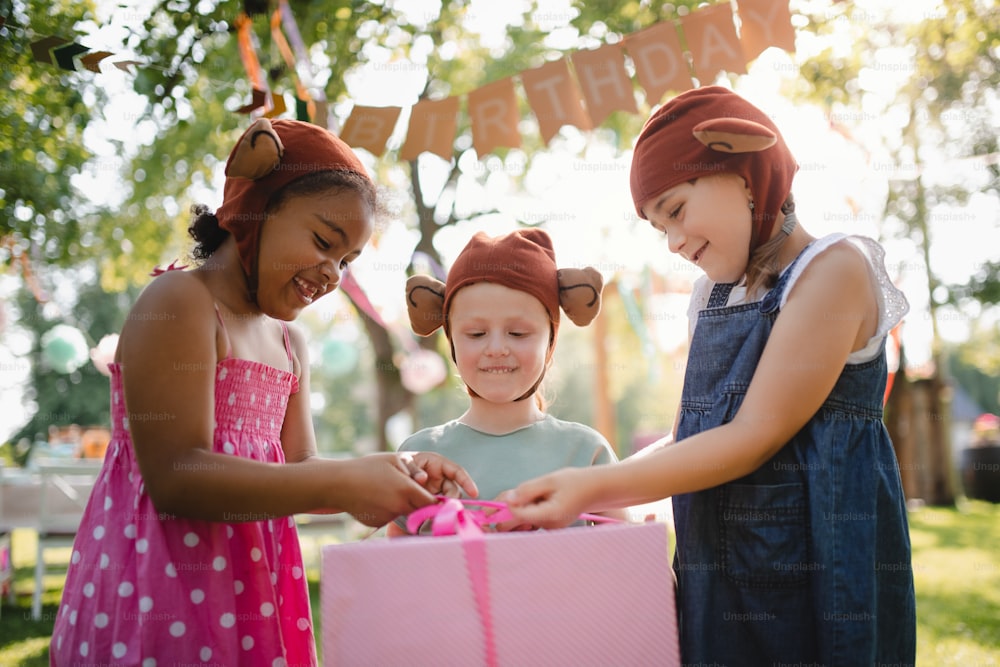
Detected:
[405,497,619,667]
[405,496,616,535]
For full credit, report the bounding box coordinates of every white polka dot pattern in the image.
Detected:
[49,359,313,665]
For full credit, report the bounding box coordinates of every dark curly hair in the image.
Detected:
[187,169,379,262]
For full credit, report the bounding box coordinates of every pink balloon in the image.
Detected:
[89,334,120,377]
[399,349,448,395]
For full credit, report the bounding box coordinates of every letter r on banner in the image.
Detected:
[468,77,522,157]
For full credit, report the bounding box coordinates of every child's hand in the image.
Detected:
[501,467,590,530]
[340,453,442,527]
[401,451,479,499]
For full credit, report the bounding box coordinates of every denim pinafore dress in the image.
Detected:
[672,250,916,666]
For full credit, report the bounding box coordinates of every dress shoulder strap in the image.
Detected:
[279,322,294,373]
[213,304,233,361]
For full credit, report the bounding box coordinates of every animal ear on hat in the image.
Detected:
[557,267,604,327]
[693,118,776,154]
[226,118,286,180]
[406,275,447,336]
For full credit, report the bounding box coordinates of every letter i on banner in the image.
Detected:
[570,43,639,127]
[399,97,460,161]
[735,0,796,62]
[467,77,522,157]
[624,22,693,106]
[340,106,403,156]
[680,3,747,85]
[520,59,591,146]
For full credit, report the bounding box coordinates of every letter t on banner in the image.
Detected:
[624,22,692,106]
[520,59,591,145]
[571,43,639,127]
[736,0,797,62]
[467,77,522,157]
[680,3,747,85]
[340,106,403,157]
[400,97,460,162]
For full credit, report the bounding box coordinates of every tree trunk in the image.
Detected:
[885,345,956,506]
[345,294,412,452]
[885,346,918,499]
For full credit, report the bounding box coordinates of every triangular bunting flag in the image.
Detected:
[113,60,142,74]
[736,0,796,61]
[341,105,403,156]
[571,43,639,126]
[399,97,460,161]
[680,4,747,84]
[53,42,90,70]
[520,58,592,145]
[236,88,267,114]
[30,36,68,64]
[467,77,521,156]
[264,90,288,118]
[625,22,693,105]
[81,51,114,73]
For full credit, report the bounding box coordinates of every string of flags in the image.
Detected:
[22,0,795,159]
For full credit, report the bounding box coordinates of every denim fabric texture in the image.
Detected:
[672,249,917,666]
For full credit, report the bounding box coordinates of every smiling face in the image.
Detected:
[642,173,754,284]
[254,188,373,320]
[449,282,552,404]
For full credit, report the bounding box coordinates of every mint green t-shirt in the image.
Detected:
[398,414,618,504]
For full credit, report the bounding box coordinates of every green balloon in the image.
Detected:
[320,339,359,377]
[41,324,90,374]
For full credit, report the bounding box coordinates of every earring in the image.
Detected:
[748,199,755,211]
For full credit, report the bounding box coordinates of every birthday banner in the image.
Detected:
[26,0,795,159]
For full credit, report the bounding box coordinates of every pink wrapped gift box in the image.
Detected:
[321,519,679,666]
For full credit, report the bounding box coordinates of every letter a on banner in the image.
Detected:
[467,77,521,157]
[400,97,460,161]
[735,0,796,62]
[341,106,403,156]
[680,3,747,85]
[520,59,591,145]
[624,22,692,105]
[571,43,639,127]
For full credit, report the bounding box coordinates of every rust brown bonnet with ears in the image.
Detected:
[405,228,604,399]
[629,86,798,251]
[214,118,370,284]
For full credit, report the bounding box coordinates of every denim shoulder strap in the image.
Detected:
[707,282,736,309]
[759,242,814,314]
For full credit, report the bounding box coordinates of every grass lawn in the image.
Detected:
[2,500,998,665]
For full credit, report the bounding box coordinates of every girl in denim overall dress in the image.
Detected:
[506,87,917,666]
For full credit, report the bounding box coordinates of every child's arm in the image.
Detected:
[119,273,470,527]
[508,242,877,526]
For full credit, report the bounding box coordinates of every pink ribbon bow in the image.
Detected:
[406,496,615,536]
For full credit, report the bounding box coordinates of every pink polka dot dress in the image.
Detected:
[51,325,317,666]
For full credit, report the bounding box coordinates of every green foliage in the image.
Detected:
[0,0,103,266]
[907,500,1000,664]
[949,325,1000,413]
[9,271,138,458]
[796,0,1000,331]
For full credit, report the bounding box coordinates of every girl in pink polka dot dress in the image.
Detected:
[50,119,476,666]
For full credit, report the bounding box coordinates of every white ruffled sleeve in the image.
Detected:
[687,275,713,339]
[780,233,910,363]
